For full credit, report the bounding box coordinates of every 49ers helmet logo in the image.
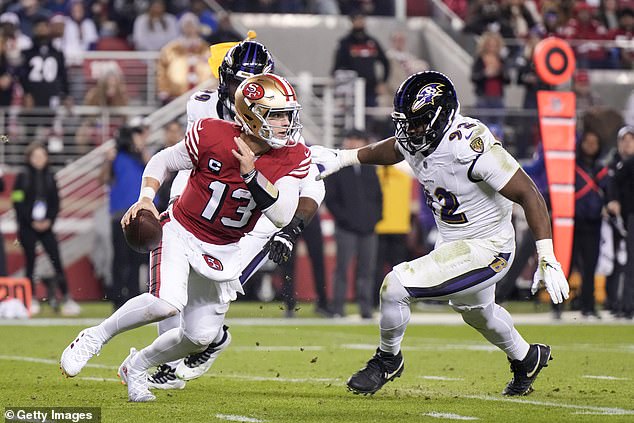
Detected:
[203,254,224,271]
[242,82,265,100]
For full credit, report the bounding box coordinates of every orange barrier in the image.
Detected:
[0,277,32,316]
[535,37,576,279]
[538,91,576,277]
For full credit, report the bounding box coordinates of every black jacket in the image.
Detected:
[332,31,390,94]
[608,155,634,218]
[19,41,68,107]
[325,165,383,235]
[12,165,60,227]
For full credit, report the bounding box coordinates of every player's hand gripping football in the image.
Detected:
[309,145,359,180]
[121,197,159,228]
[531,239,570,304]
[268,217,304,264]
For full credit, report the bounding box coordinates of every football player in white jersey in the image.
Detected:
[147,40,326,389]
[311,71,569,396]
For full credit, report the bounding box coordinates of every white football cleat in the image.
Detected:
[119,348,156,402]
[60,327,103,377]
[175,325,231,381]
[147,364,186,390]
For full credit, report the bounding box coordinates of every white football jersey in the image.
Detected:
[396,114,519,251]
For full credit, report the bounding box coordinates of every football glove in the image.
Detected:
[531,239,570,304]
[268,216,305,264]
[309,145,360,180]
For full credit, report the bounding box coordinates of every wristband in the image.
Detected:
[241,168,257,183]
[139,186,156,201]
[535,238,555,259]
[340,148,361,167]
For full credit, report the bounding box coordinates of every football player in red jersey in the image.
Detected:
[60,73,310,402]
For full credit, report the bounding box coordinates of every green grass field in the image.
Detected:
[1,302,633,423]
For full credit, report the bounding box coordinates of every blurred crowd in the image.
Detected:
[0,0,633,319]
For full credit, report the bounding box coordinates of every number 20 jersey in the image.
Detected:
[396,114,520,250]
[172,118,311,245]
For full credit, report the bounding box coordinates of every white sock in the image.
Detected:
[134,328,205,370]
[379,273,411,355]
[158,314,182,369]
[459,302,530,361]
[94,293,178,344]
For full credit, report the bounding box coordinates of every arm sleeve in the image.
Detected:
[469,144,521,191]
[47,174,60,223]
[262,175,301,228]
[297,164,325,205]
[142,141,193,185]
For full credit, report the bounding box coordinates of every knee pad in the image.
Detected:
[183,324,223,349]
[380,272,410,305]
[139,293,180,320]
[451,302,491,330]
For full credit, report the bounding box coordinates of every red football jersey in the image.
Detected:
[172,118,310,244]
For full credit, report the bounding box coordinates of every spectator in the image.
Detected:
[373,163,413,307]
[573,70,601,112]
[470,31,510,127]
[324,129,383,318]
[94,21,132,51]
[515,29,553,158]
[380,31,428,109]
[332,12,390,108]
[111,0,147,39]
[0,12,32,66]
[561,3,611,69]
[603,125,634,314]
[60,0,98,66]
[606,125,634,319]
[598,0,621,31]
[8,0,51,38]
[573,130,609,319]
[190,0,218,40]
[0,26,16,108]
[83,67,129,107]
[206,11,241,44]
[100,121,151,310]
[11,142,79,315]
[156,12,211,103]
[500,0,539,39]
[463,0,514,37]
[610,7,634,69]
[132,0,179,51]
[19,16,69,141]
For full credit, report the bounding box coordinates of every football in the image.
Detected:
[123,209,162,253]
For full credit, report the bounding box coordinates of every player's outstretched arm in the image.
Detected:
[311,137,403,180]
[499,168,570,304]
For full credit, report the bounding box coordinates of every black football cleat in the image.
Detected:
[503,343,552,396]
[347,348,404,395]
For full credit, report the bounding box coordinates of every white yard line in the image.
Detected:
[215,414,264,422]
[79,376,121,382]
[582,375,630,381]
[423,412,478,420]
[461,395,634,416]
[0,355,114,370]
[2,312,633,327]
[420,376,464,381]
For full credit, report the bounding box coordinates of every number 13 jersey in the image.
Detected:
[396,114,520,250]
[173,118,311,245]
